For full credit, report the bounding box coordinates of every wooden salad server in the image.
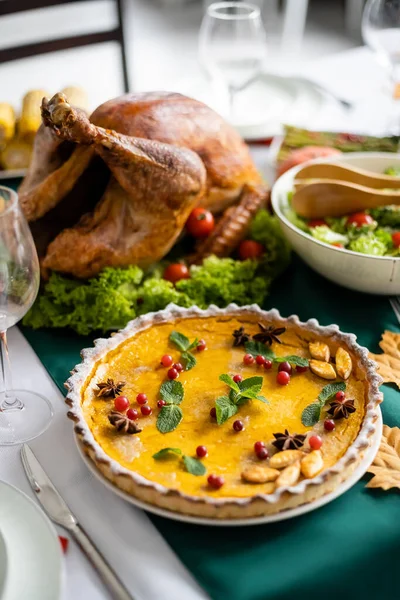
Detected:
[292,179,400,219]
[294,162,400,189]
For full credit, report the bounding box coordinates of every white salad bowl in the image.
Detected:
[271,152,400,295]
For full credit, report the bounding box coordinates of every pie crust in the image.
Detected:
[65,304,383,519]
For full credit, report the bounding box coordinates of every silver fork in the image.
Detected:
[389,296,400,324]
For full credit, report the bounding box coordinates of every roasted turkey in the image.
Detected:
[19,91,268,279]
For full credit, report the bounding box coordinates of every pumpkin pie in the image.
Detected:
[66,304,382,519]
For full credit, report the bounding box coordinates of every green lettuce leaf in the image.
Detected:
[23,212,291,335]
[348,233,387,256]
[310,225,348,246]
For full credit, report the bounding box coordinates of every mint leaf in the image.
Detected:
[157,405,183,433]
[275,355,309,367]
[238,376,263,394]
[159,380,184,405]
[187,338,199,351]
[245,341,275,360]
[318,381,346,403]
[219,373,240,393]
[170,331,190,351]
[153,447,182,459]
[301,402,322,426]
[256,395,269,404]
[215,396,238,425]
[183,455,207,476]
[181,351,196,371]
[236,391,269,404]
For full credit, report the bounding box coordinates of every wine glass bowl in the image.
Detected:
[199,2,268,118]
[362,0,400,134]
[0,186,52,445]
[0,188,40,331]
[363,0,400,77]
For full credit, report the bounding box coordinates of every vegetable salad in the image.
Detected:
[285,166,400,257]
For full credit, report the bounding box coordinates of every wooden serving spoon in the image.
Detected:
[292,179,400,219]
[295,162,400,189]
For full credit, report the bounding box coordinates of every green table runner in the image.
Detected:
[21,256,400,600]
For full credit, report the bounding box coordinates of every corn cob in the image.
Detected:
[61,86,88,111]
[0,103,16,145]
[0,138,32,170]
[19,90,48,139]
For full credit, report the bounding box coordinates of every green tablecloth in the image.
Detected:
[21,256,400,600]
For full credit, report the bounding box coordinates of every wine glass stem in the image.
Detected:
[228,86,236,119]
[0,330,22,411]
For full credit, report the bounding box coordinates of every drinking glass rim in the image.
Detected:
[0,185,18,217]
[207,2,261,20]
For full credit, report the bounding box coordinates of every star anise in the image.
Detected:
[253,323,286,346]
[327,398,356,420]
[108,411,142,434]
[272,429,306,451]
[95,378,126,398]
[232,326,251,347]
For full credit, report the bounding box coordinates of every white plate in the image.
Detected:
[0,481,64,600]
[75,407,382,527]
[173,73,327,140]
[0,169,26,180]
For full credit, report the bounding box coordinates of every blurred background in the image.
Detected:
[0,0,397,174]
[0,0,366,108]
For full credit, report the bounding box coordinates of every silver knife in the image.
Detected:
[21,444,134,600]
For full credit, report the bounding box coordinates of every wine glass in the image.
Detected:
[362,0,400,133]
[199,2,268,119]
[0,186,53,445]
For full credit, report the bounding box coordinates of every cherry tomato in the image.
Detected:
[332,242,344,248]
[346,212,374,227]
[392,232,400,248]
[163,263,190,284]
[308,219,327,228]
[238,240,264,260]
[186,208,215,238]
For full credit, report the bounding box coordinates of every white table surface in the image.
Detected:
[0,46,393,600]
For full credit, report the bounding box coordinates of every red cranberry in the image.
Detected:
[296,365,308,373]
[160,354,173,367]
[141,405,152,416]
[278,361,292,375]
[208,474,224,489]
[157,400,166,408]
[136,393,147,405]
[254,441,265,454]
[174,362,184,373]
[277,371,290,385]
[196,445,208,458]
[233,374,243,383]
[335,390,345,401]
[168,368,179,380]
[197,339,206,352]
[114,396,129,411]
[243,353,255,365]
[256,447,269,460]
[126,408,139,420]
[324,419,335,431]
[233,420,244,432]
[309,435,323,450]
[256,354,266,366]
[210,407,217,419]
[263,359,272,370]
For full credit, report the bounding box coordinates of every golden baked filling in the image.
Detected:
[80,314,367,499]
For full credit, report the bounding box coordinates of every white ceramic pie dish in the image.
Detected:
[271,152,400,295]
